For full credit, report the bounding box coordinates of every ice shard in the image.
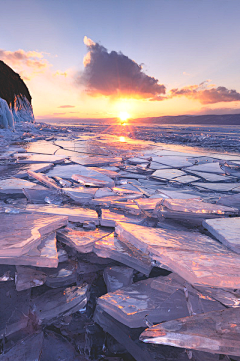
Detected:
[57,226,111,253]
[0,282,30,338]
[103,266,134,292]
[14,152,66,164]
[203,217,240,254]
[32,284,88,325]
[0,213,67,259]
[97,274,223,328]
[93,234,152,275]
[0,178,44,194]
[140,308,240,357]
[27,170,60,189]
[63,187,97,204]
[151,169,186,181]
[25,204,99,224]
[15,265,47,291]
[100,209,143,227]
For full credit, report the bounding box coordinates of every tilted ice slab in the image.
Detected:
[63,187,98,203]
[72,173,114,188]
[135,198,163,211]
[71,155,122,167]
[15,265,47,291]
[192,182,240,192]
[32,284,88,324]
[0,232,59,268]
[14,153,66,164]
[203,217,240,254]
[93,234,152,276]
[161,198,238,217]
[152,169,186,180]
[151,156,193,168]
[140,308,240,357]
[91,167,119,179]
[57,227,111,253]
[103,266,134,292]
[0,213,67,257]
[97,274,223,328]
[0,178,45,194]
[186,162,224,174]
[100,209,143,227]
[16,162,53,178]
[115,222,229,255]
[187,170,234,182]
[28,170,60,189]
[26,204,99,224]
[171,175,200,184]
[115,222,240,288]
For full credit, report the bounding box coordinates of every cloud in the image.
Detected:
[78,36,166,100]
[0,49,50,80]
[58,105,75,108]
[170,83,240,104]
[53,112,66,115]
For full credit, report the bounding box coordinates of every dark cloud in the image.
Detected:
[78,37,166,100]
[170,84,240,104]
[58,105,75,108]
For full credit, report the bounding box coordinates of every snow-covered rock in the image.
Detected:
[11,95,34,123]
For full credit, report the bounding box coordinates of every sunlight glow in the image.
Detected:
[118,111,130,121]
[119,136,126,142]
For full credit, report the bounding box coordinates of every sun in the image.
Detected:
[118,111,130,122]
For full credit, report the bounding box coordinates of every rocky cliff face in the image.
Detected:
[0,60,34,125]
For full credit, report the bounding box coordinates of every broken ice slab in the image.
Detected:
[63,187,97,204]
[15,162,54,178]
[140,308,240,357]
[103,266,134,292]
[192,182,240,192]
[149,162,171,170]
[23,188,61,204]
[217,193,240,209]
[69,164,115,187]
[46,164,90,179]
[15,265,47,291]
[71,155,122,167]
[0,177,45,194]
[151,169,186,181]
[0,213,67,258]
[171,175,200,184]
[94,187,116,198]
[0,332,44,360]
[100,209,143,227]
[52,176,72,187]
[115,221,230,255]
[94,305,190,361]
[151,156,193,168]
[25,204,99,224]
[24,139,60,154]
[186,162,224,174]
[57,226,111,253]
[135,198,163,212]
[93,234,152,276]
[115,223,240,288]
[32,284,88,324]
[91,167,119,179]
[187,170,234,182]
[97,274,224,329]
[27,170,60,189]
[153,188,201,200]
[111,200,141,216]
[203,217,240,254]
[159,198,238,220]
[118,171,147,179]
[72,173,114,188]
[14,152,67,164]
[0,232,59,268]
[127,157,151,165]
[0,281,30,338]
[45,260,77,288]
[152,248,240,289]
[91,195,125,207]
[194,285,240,308]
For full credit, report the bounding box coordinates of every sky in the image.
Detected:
[1,0,240,121]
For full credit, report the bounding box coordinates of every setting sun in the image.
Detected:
[118,111,130,122]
